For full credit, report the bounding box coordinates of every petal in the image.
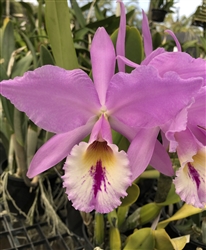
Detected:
[128,127,159,181]
[117,55,140,69]
[109,116,136,142]
[142,10,153,57]
[107,66,203,129]
[165,30,181,52]
[62,140,132,213]
[175,128,203,164]
[148,52,206,80]
[150,140,174,176]
[189,125,206,146]
[0,65,100,133]
[141,48,165,65]
[90,27,116,105]
[116,0,126,72]
[161,103,193,152]
[27,118,95,178]
[188,87,206,129]
[89,115,112,144]
[174,148,206,208]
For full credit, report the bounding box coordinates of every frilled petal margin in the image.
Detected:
[62,116,132,213]
[27,118,96,178]
[148,52,206,80]
[161,103,193,152]
[174,148,206,208]
[173,129,206,208]
[127,127,159,181]
[0,66,100,133]
[106,66,203,129]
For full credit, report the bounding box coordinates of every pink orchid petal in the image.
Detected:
[175,128,203,165]
[189,125,206,146]
[117,55,140,68]
[107,66,203,129]
[89,115,112,144]
[0,65,100,133]
[109,116,136,142]
[141,48,165,65]
[142,10,153,56]
[148,52,206,80]
[174,154,206,208]
[150,140,174,176]
[165,30,181,52]
[116,0,126,72]
[27,118,95,178]
[161,131,170,150]
[90,27,116,105]
[188,87,206,129]
[174,131,206,208]
[128,127,159,181]
[162,103,194,152]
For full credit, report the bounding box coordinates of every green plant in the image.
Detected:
[152,0,176,13]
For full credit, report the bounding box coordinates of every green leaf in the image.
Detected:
[71,0,86,28]
[94,3,105,20]
[0,95,14,131]
[20,32,38,69]
[154,229,175,250]
[1,21,15,71]
[74,27,94,40]
[139,203,162,226]
[86,9,135,34]
[107,210,118,227]
[40,45,55,66]
[45,0,78,70]
[117,206,129,228]
[124,228,155,250]
[152,32,162,50]
[170,235,190,249]
[0,63,8,81]
[109,226,121,250]
[182,40,198,51]
[11,54,33,78]
[94,212,105,245]
[111,26,143,73]
[120,183,140,207]
[19,2,36,31]
[13,109,28,146]
[0,113,12,155]
[157,204,205,229]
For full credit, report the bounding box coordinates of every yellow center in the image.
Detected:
[83,141,115,168]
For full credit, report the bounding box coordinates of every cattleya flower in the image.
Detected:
[141,15,206,208]
[118,8,206,208]
[0,6,203,213]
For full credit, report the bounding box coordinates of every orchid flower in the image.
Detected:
[115,2,205,185]
[141,14,206,208]
[162,86,206,208]
[0,28,133,213]
[0,12,204,213]
[118,8,206,208]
